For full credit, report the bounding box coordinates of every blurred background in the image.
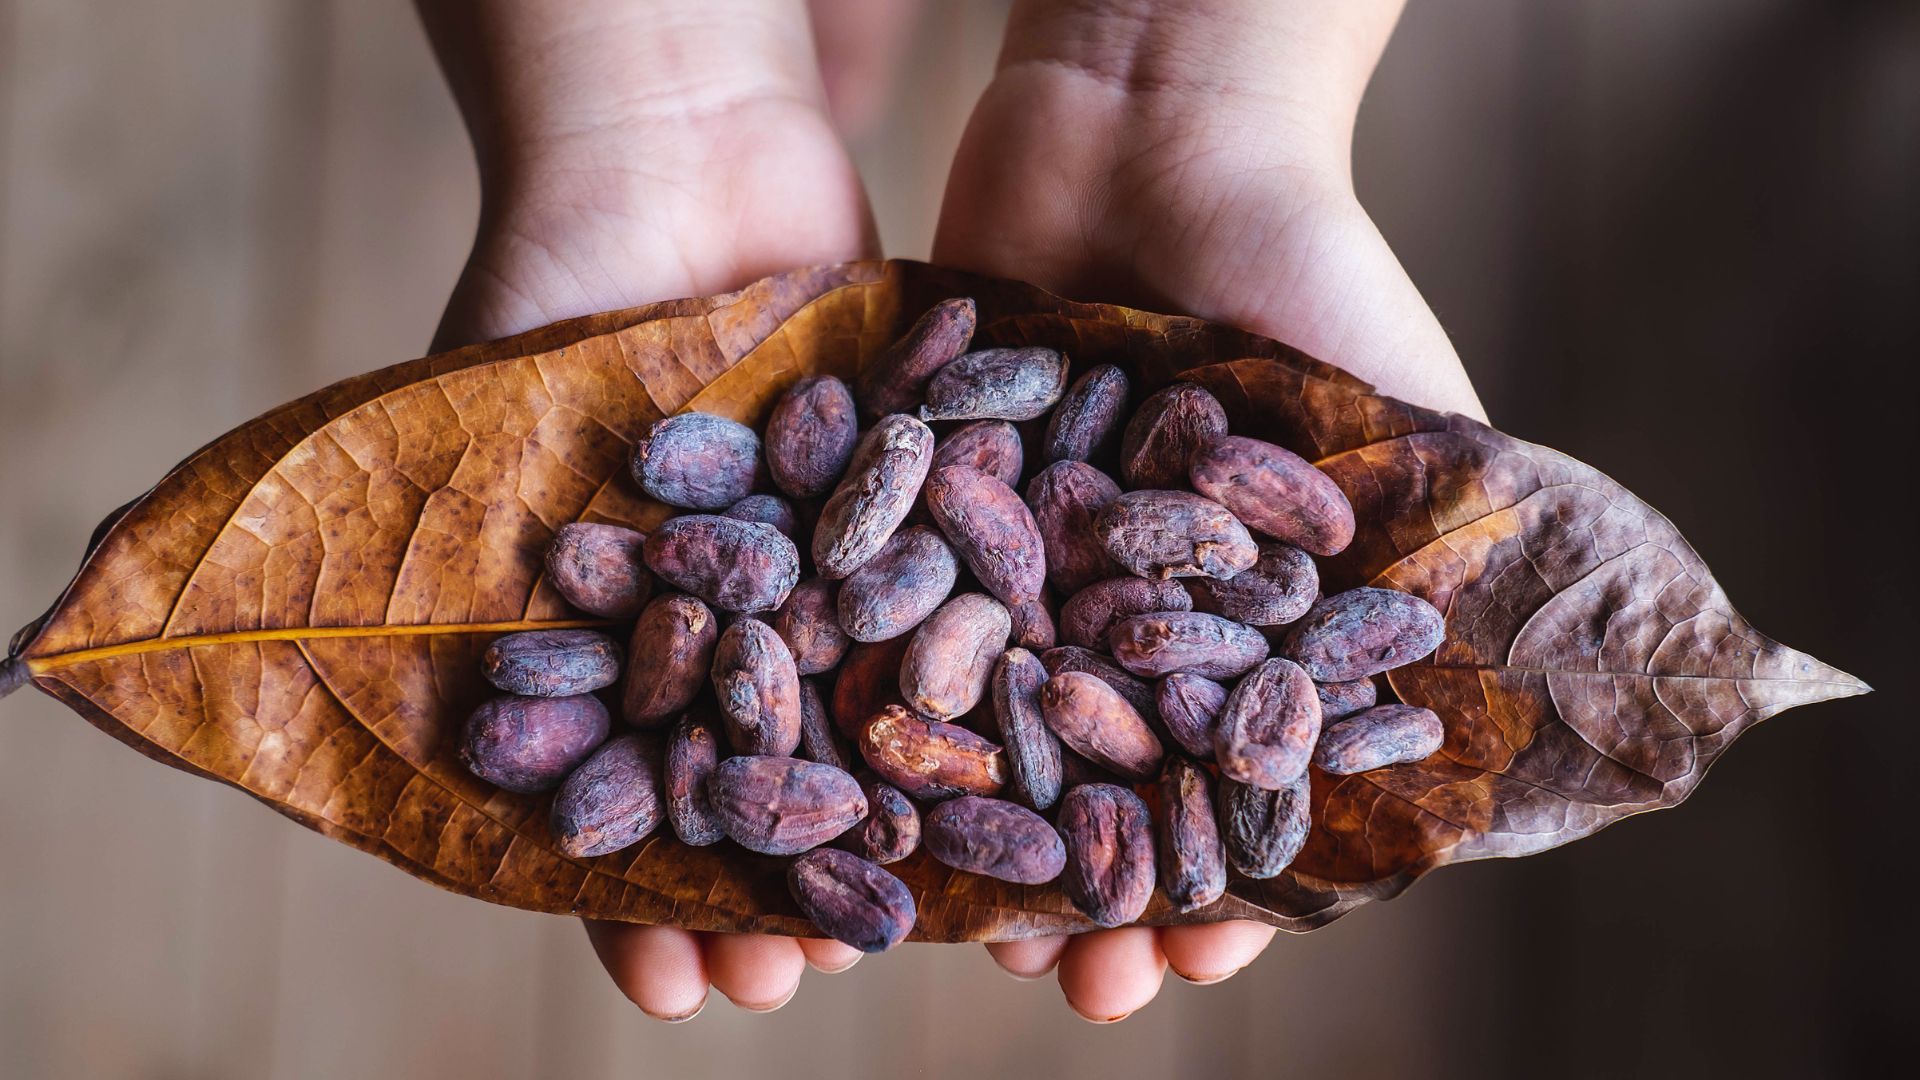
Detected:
[1,2,1911,1077]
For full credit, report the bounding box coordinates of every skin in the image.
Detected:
[418,0,1478,1024]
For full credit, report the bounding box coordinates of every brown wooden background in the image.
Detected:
[1,2,1911,1077]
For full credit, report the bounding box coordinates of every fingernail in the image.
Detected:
[648,997,707,1024]
[815,955,862,975]
[1001,967,1051,982]
[1174,966,1241,985]
[729,984,799,1013]
[1072,1007,1134,1025]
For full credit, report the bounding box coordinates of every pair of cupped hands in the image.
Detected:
[419,0,1482,1023]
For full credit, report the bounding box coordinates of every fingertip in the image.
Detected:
[1160,920,1278,985]
[582,920,710,1022]
[985,935,1069,981]
[705,933,809,1012]
[798,937,865,974]
[1056,928,1166,1023]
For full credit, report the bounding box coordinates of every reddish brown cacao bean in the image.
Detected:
[923,465,1047,606]
[1058,577,1191,651]
[1058,784,1156,928]
[766,374,859,498]
[1040,646,1161,728]
[623,593,719,726]
[1025,462,1124,595]
[813,414,936,579]
[772,577,851,675]
[836,525,959,642]
[1189,435,1356,557]
[924,796,1067,884]
[836,777,921,864]
[663,709,726,846]
[1157,672,1228,760]
[1157,757,1227,912]
[708,755,867,856]
[1315,677,1378,722]
[461,693,610,793]
[796,677,852,772]
[1006,590,1058,652]
[899,593,1011,721]
[992,647,1063,811]
[919,347,1069,422]
[856,297,975,420]
[1040,671,1164,783]
[1216,773,1312,879]
[1109,611,1270,680]
[931,419,1024,488]
[1280,587,1446,681]
[644,515,799,613]
[856,704,1007,800]
[545,522,651,618]
[1314,704,1445,774]
[1214,658,1321,790]
[830,636,910,739]
[711,618,803,756]
[1042,363,1129,465]
[482,629,621,697]
[1095,490,1258,581]
[631,412,762,511]
[550,734,665,858]
[1119,382,1228,489]
[788,848,917,953]
[722,493,798,538]
[1183,542,1318,627]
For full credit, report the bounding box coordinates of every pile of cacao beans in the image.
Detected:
[460,297,1447,953]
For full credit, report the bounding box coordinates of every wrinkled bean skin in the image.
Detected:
[856,297,975,420]
[1095,490,1259,581]
[644,515,800,613]
[663,710,726,846]
[1040,646,1161,729]
[1157,673,1228,760]
[1040,672,1164,783]
[722,493,799,538]
[1119,382,1228,489]
[830,636,911,739]
[1025,462,1124,595]
[919,347,1069,422]
[1314,704,1445,774]
[631,412,762,511]
[1042,363,1129,465]
[550,734,666,858]
[837,525,959,642]
[788,848,917,953]
[814,414,936,579]
[461,693,610,794]
[711,618,804,756]
[766,374,859,498]
[545,522,652,618]
[772,578,851,675]
[836,777,921,864]
[482,629,621,697]
[1109,612,1270,680]
[931,419,1024,489]
[1216,773,1312,879]
[1007,591,1058,652]
[923,465,1047,606]
[1058,784,1156,928]
[1157,757,1228,912]
[993,647,1063,811]
[708,756,868,856]
[1316,677,1379,722]
[857,704,1007,800]
[925,796,1067,884]
[1281,587,1446,681]
[1183,543,1318,627]
[1059,577,1191,651]
[796,677,852,771]
[1215,659,1321,790]
[1189,435,1356,557]
[899,593,1011,721]
[623,594,719,726]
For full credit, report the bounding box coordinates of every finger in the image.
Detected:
[984,935,1070,980]
[582,920,710,1023]
[1159,920,1277,985]
[1055,927,1167,1023]
[797,937,865,974]
[807,0,925,137]
[704,933,810,1013]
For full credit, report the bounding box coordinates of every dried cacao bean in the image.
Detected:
[1095,490,1258,581]
[856,704,1007,800]
[1042,363,1128,465]
[836,525,959,642]
[924,465,1047,605]
[722,493,798,538]
[631,412,761,511]
[1058,576,1191,651]
[622,593,719,726]
[550,734,665,858]
[931,419,1024,489]
[481,629,621,697]
[924,796,1067,884]
[788,848,917,953]
[766,374,859,498]
[1109,611,1270,680]
[1183,542,1318,627]
[1157,672,1228,760]
[813,414,936,579]
[545,522,651,618]
[830,635,910,739]
[992,647,1063,810]
[1216,773,1311,879]
[1025,461,1123,595]
[1007,590,1058,652]
[836,777,921,864]
[899,593,1011,721]
[711,618,803,756]
[1315,677,1378,722]
[856,297,975,420]
[1314,704,1445,774]
[1058,784,1156,928]
[1156,757,1227,912]
[1189,435,1355,557]
[772,577,851,675]
[1214,658,1321,790]
[707,755,867,856]
[663,709,726,846]
[1280,587,1446,681]
[796,677,852,772]
[644,515,800,613]
[461,693,610,794]
[1119,382,1227,489]
[919,347,1069,422]
[1039,671,1164,783]
[1040,646,1160,728]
